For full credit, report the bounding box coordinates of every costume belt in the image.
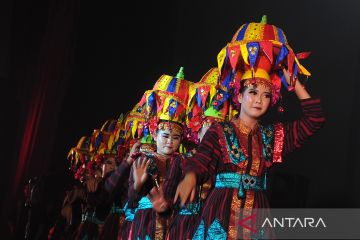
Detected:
[178,202,202,215]
[123,202,135,221]
[136,196,153,210]
[215,172,267,199]
[110,205,124,214]
[81,211,105,225]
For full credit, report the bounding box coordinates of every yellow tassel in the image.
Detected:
[108,134,114,150]
[100,120,109,131]
[131,120,137,138]
[295,58,311,76]
[114,128,120,142]
[217,47,226,71]
[76,136,86,149]
[240,44,249,65]
[188,87,197,107]
[209,87,217,103]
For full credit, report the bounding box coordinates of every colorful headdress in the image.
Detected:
[187,68,218,121]
[67,135,95,181]
[89,129,102,153]
[217,15,311,106]
[124,97,148,140]
[140,67,192,136]
[89,118,125,167]
[111,113,129,160]
[187,68,226,139]
[89,125,116,155]
[68,136,91,168]
[99,118,118,152]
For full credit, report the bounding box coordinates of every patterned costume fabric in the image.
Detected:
[73,118,125,240]
[54,14,325,240]
[180,16,325,240]
[183,98,325,239]
[128,68,192,240]
[102,99,150,240]
[163,152,208,240]
[161,68,225,240]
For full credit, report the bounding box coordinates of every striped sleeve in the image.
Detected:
[183,123,222,183]
[127,166,144,208]
[282,97,326,156]
[104,161,130,193]
[163,155,183,201]
[162,154,183,209]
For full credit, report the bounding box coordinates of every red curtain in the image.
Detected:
[1,0,80,236]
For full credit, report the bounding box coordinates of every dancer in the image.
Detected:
[128,68,192,240]
[175,16,326,239]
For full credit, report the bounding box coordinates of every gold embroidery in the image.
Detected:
[153,155,171,239]
[250,131,261,176]
[243,78,273,90]
[157,121,183,134]
[228,190,242,240]
[248,46,258,55]
[230,49,236,58]
[154,214,166,240]
[242,190,255,240]
[232,118,258,136]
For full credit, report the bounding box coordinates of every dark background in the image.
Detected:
[1,0,359,238]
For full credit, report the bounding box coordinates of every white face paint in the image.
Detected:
[154,128,182,156]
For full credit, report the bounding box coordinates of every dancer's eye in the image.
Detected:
[264,93,272,99]
[172,136,180,141]
[161,134,170,139]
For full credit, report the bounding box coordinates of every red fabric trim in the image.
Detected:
[217,124,232,164]
[273,122,284,163]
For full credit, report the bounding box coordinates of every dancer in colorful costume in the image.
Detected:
[48,135,91,239]
[99,115,136,240]
[175,16,326,240]
[110,99,148,240]
[74,122,121,240]
[160,67,226,239]
[128,68,192,240]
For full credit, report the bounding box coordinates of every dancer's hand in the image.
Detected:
[133,155,151,192]
[282,68,310,100]
[282,68,291,85]
[61,205,73,224]
[126,140,141,165]
[149,186,169,213]
[174,171,196,207]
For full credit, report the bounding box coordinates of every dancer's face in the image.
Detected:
[238,82,272,120]
[155,128,182,156]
